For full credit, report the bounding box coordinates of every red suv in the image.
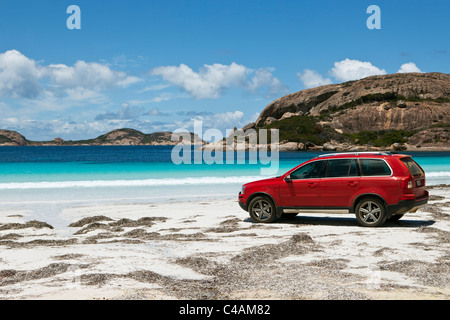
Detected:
[238,152,429,227]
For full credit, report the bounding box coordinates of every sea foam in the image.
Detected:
[0,176,265,190]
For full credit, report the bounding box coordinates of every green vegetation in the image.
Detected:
[0,134,13,144]
[258,114,421,147]
[262,115,324,145]
[327,92,450,115]
[429,97,450,103]
[399,96,450,103]
[431,122,450,128]
[261,115,347,145]
[344,129,417,147]
[142,132,171,144]
[329,92,402,113]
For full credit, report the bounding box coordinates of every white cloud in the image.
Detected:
[94,103,145,121]
[144,107,169,116]
[0,50,45,98]
[151,63,247,99]
[48,60,141,91]
[178,110,263,142]
[330,58,387,82]
[151,62,285,99]
[0,50,141,100]
[173,110,249,137]
[297,69,332,89]
[191,111,246,130]
[397,62,422,73]
[249,112,260,123]
[138,83,171,92]
[63,87,108,103]
[299,60,425,88]
[247,68,287,96]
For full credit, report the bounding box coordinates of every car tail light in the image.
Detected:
[401,176,413,189]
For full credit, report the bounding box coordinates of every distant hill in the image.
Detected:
[241,72,450,151]
[0,128,204,146]
[0,130,28,146]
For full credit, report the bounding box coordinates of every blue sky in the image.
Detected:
[0,0,449,140]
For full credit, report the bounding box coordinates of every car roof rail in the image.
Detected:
[317,151,393,158]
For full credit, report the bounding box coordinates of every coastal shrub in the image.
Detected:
[0,135,13,144]
[399,96,450,103]
[263,115,324,145]
[430,97,450,103]
[345,129,416,147]
[327,92,403,114]
[431,122,450,128]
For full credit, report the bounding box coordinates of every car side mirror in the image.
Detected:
[285,174,292,182]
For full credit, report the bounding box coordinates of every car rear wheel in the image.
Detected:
[248,196,277,223]
[355,198,387,227]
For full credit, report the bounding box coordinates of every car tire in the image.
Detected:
[355,197,387,227]
[248,196,277,223]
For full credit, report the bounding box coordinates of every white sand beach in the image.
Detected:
[0,186,449,300]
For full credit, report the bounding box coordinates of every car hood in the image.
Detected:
[243,176,281,187]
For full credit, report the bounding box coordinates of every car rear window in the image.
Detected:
[359,159,391,176]
[401,158,423,176]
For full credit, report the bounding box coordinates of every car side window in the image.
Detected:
[325,159,359,177]
[359,159,391,176]
[290,161,325,179]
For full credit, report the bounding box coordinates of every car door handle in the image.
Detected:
[347,181,358,187]
[308,182,318,188]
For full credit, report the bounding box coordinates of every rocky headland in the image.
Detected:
[203,72,450,152]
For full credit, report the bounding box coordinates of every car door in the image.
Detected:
[358,158,395,202]
[319,158,360,208]
[279,160,326,207]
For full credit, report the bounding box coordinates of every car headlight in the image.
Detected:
[241,186,246,194]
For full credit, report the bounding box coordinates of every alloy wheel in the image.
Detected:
[358,200,382,225]
[251,199,273,221]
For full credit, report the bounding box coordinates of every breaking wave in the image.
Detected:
[0,176,265,190]
[425,171,450,177]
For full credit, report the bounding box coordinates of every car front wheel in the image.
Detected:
[248,196,277,223]
[355,198,387,227]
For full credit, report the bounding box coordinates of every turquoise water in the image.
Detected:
[0,147,448,186]
[0,146,448,228]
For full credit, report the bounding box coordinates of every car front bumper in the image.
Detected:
[238,192,248,211]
